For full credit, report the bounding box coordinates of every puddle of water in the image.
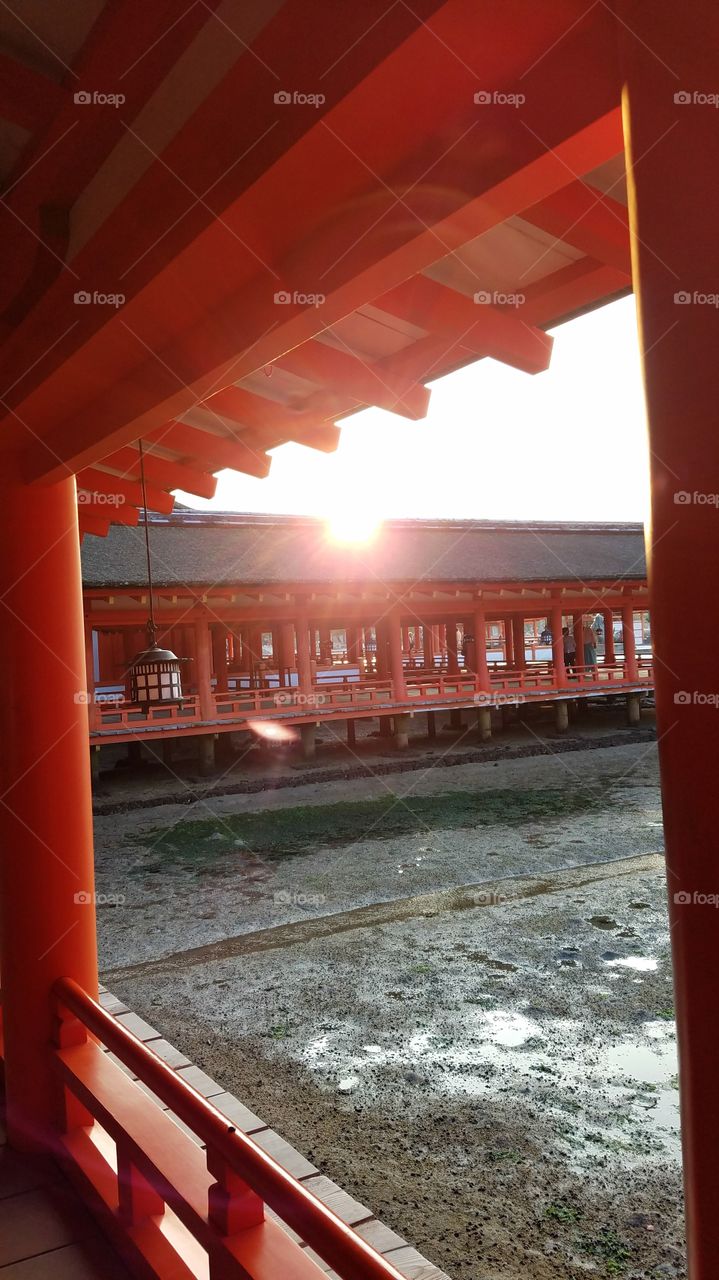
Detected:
[604,956,658,972]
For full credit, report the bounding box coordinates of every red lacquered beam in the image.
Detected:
[54,977,407,1280]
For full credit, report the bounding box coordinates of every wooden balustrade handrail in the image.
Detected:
[53,977,407,1280]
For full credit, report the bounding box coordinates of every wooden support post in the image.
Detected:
[551,603,566,688]
[445,620,459,674]
[626,693,641,726]
[423,622,436,670]
[504,616,515,668]
[426,710,437,740]
[300,723,316,760]
[211,626,228,694]
[554,700,569,733]
[388,615,406,701]
[622,601,638,680]
[512,615,526,669]
[476,706,492,741]
[394,713,410,750]
[473,608,490,691]
[0,465,99,1150]
[198,735,215,774]
[573,613,584,668]
[603,609,616,664]
[295,614,313,694]
[346,718,356,748]
[375,620,390,679]
[194,618,215,721]
[617,11,719,1266]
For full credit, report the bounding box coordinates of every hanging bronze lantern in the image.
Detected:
[127,441,184,705]
[128,619,184,705]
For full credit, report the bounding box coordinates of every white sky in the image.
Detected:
[176,295,650,531]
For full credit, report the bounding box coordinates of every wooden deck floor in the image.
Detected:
[0,1116,130,1279]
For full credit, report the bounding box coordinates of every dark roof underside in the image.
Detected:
[81,514,647,589]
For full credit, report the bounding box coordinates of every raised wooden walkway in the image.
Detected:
[89,660,654,745]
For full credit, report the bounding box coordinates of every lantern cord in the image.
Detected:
[138,439,157,648]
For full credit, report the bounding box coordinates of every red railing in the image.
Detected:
[95,693,201,730]
[90,661,654,740]
[52,977,407,1280]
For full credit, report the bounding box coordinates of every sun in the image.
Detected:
[326,508,381,544]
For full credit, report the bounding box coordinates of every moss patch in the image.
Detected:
[134,783,610,865]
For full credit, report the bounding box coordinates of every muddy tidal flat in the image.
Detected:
[98,734,685,1279]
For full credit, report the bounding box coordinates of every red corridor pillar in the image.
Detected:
[621,603,638,681]
[504,616,515,668]
[194,618,214,719]
[423,623,435,670]
[473,608,490,690]
[603,610,616,664]
[295,615,313,693]
[445,620,459,673]
[0,465,99,1150]
[211,626,228,694]
[388,616,406,701]
[512,615,526,668]
[550,602,566,688]
[619,3,719,1272]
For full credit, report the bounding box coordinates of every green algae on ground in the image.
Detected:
[132,784,611,864]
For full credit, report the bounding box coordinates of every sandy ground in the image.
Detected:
[98,722,685,1280]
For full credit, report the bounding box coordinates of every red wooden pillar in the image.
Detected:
[503,616,515,668]
[84,620,99,732]
[211,626,228,694]
[619,5,719,1271]
[388,615,406,701]
[550,602,566,688]
[573,613,584,667]
[423,623,435,670]
[473,608,490,690]
[0,466,99,1150]
[375,621,390,679]
[603,609,616,664]
[295,614,313,693]
[318,625,332,665]
[445,620,459,674]
[278,621,295,685]
[194,618,214,719]
[512,615,526,669]
[621,602,638,681]
[347,625,362,666]
[238,628,251,674]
